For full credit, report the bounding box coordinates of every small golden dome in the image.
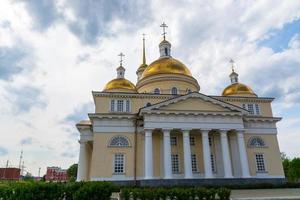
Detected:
[141,57,192,79]
[103,78,137,92]
[222,83,256,96]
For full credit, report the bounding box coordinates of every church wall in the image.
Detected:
[244,134,284,177]
[136,133,145,178]
[94,95,170,113]
[153,131,162,178]
[190,132,204,175]
[138,80,198,95]
[90,133,135,179]
[222,100,273,117]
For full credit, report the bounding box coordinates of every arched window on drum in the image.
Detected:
[108,136,131,147]
[171,87,178,95]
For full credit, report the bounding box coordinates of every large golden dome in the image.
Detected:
[222,83,256,96]
[103,78,137,92]
[140,57,192,79]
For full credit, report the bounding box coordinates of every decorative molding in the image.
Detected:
[213,96,274,103]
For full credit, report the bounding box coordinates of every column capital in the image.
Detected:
[79,140,87,145]
[220,130,229,135]
[183,130,190,137]
[144,129,153,137]
[163,129,171,137]
[237,130,245,135]
[201,129,210,135]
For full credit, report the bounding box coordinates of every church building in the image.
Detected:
[76,24,284,185]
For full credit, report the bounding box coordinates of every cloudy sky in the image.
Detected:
[0,0,300,176]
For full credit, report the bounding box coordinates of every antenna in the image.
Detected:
[18,149,23,170]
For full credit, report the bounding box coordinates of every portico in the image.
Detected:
[143,127,250,179]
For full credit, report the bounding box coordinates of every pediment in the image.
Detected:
[141,92,247,114]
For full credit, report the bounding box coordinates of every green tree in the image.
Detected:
[281,152,290,178]
[288,158,300,182]
[67,164,78,182]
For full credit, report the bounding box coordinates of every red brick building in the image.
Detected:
[0,168,20,180]
[45,167,68,181]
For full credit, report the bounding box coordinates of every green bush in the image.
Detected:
[0,181,115,200]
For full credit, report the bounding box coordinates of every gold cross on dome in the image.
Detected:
[160,22,168,39]
[118,52,125,66]
[229,59,235,72]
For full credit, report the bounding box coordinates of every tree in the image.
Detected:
[67,163,78,182]
[281,152,290,178]
[288,158,300,182]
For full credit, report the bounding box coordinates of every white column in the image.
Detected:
[144,129,153,179]
[183,130,193,178]
[237,131,251,177]
[220,131,233,178]
[202,130,214,178]
[77,141,87,181]
[163,129,172,179]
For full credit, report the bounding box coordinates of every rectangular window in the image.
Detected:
[211,154,215,172]
[117,100,124,112]
[110,100,115,112]
[170,136,177,146]
[126,100,130,112]
[247,104,255,115]
[190,136,195,146]
[191,154,197,173]
[114,154,124,174]
[255,104,260,115]
[255,154,266,172]
[171,154,179,173]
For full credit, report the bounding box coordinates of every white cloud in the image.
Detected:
[0,0,300,175]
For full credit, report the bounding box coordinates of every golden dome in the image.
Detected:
[103,78,137,92]
[141,57,192,79]
[222,83,256,96]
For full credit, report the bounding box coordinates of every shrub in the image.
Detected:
[218,188,231,200]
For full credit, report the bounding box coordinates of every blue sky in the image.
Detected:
[0,0,300,176]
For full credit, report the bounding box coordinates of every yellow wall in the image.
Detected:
[90,133,135,178]
[244,134,284,176]
[164,98,228,112]
[138,80,198,95]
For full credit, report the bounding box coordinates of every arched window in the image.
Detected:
[165,48,168,56]
[186,88,192,94]
[154,88,161,94]
[248,137,266,148]
[146,102,152,107]
[171,87,178,95]
[108,136,130,147]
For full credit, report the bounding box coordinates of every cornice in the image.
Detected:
[213,96,274,103]
[142,110,243,117]
[88,113,137,120]
[92,91,173,100]
[243,116,282,122]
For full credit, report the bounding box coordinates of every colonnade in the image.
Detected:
[144,129,250,179]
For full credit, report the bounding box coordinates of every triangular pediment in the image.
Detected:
[141,92,247,114]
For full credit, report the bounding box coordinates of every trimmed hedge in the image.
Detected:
[0,181,116,200]
[120,187,231,200]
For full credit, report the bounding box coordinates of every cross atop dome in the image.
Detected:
[229,59,239,84]
[160,22,168,40]
[117,53,125,78]
[118,52,125,66]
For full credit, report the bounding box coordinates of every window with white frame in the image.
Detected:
[171,154,179,173]
[211,154,216,172]
[190,136,195,146]
[170,136,177,146]
[248,137,266,148]
[110,99,130,112]
[126,100,130,112]
[109,136,130,147]
[191,154,197,173]
[117,100,124,112]
[114,154,125,174]
[242,103,260,115]
[171,87,178,95]
[255,104,260,115]
[110,100,115,112]
[154,88,161,94]
[255,153,266,172]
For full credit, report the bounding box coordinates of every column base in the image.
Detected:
[144,176,153,180]
[204,175,215,179]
